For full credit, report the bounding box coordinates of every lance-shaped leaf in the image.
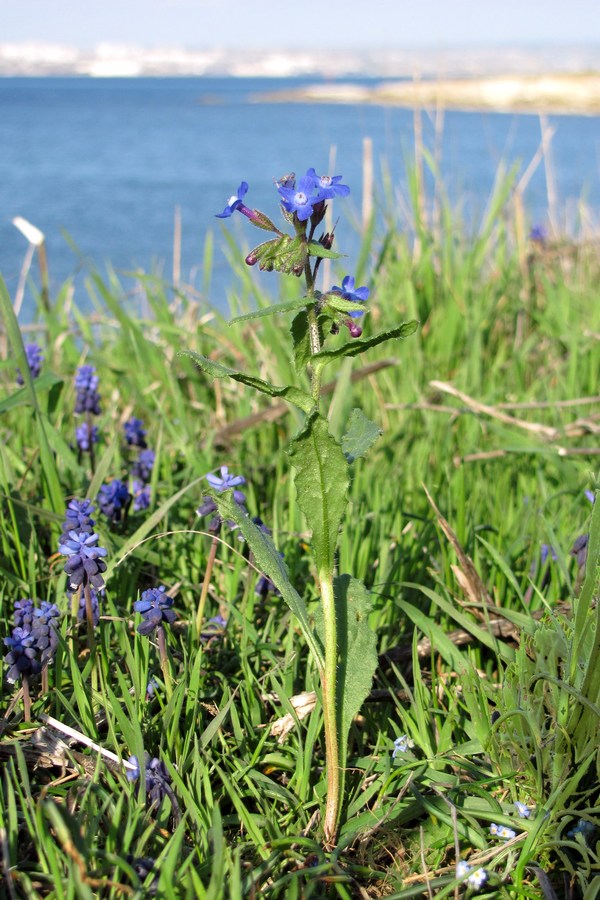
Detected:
[290,310,324,375]
[287,412,349,576]
[312,321,419,368]
[229,295,314,326]
[247,209,282,233]
[323,294,368,316]
[183,351,315,415]
[334,574,377,772]
[214,492,325,670]
[306,241,343,260]
[341,408,382,463]
[247,234,308,276]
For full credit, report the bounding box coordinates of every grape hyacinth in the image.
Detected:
[200,615,227,643]
[134,586,176,636]
[13,598,35,631]
[60,499,96,543]
[97,479,131,523]
[16,342,44,385]
[126,754,176,811]
[123,417,147,448]
[3,627,42,684]
[3,597,62,718]
[74,365,101,415]
[132,449,155,484]
[132,479,151,512]
[58,531,108,591]
[75,422,100,453]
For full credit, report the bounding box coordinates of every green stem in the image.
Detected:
[22,675,31,722]
[320,571,340,848]
[157,625,173,699]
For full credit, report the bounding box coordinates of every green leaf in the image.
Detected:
[335,575,377,769]
[287,412,349,576]
[229,295,312,325]
[213,492,324,669]
[247,209,282,233]
[182,350,315,415]
[291,309,324,375]
[324,295,367,315]
[247,234,307,276]
[341,408,382,463]
[306,241,343,260]
[0,373,64,414]
[312,320,419,367]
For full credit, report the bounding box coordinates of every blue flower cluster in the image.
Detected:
[3,598,61,684]
[123,419,155,512]
[58,500,108,592]
[16,342,44,386]
[456,860,488,890]
[98,479,131,523]
[277,168,349,222]
[134,586,176,636]
[126,753,173,808]
[74,365,102,415]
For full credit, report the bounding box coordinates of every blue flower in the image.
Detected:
[132,449,155,484]
[58,530,108,591]
[456,861,488,890]
[216,181,253,218]
[200,615,227,643]
[490,823,517,840]
[75,421,100,452]
[392,734,411,757]
[330,276,370,317]
[126,754,172,808]
[205,466,246,503]
[540,544,558,566]
[13,598,35,631]
[566,818,595,841]
[571,533,589,569]
[585,489,595,504]
[74,365,101,415]
[123,417,147,448]
[16,343,44,385]
[61,499,96,541]
[132,480,152,512]
[134,586,176,636]
[529,224,547,243]
[514,801,532,818]
[3,627,42,683]
[277,174,320,222]
[97,479,131,523]
[305,168,350,200]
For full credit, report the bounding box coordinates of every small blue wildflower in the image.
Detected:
[205,466,246,504]
[585,489,596,504]
[540,544,558,566]
[126,754,172,808]
[97,479,131,523]
[16,342,44,385]
[277,174,320,222]
[123,417,147,448]
[145,677,159,700]
[490,823,517,840]
[529,224,547,243]
[134,586,176,636]
[515,801,532,819]
[75,421,100,452]
[132,449,155,484]
[305,168,350,200]
[216,181,257,220]
[566,818,596,841]
[456,861,488,889]
[3,627,42,683]
[132,480,151,512]
[392,735,410,758]
[58,530,108,591]
[74,365,101,415]
[330,276,370,316]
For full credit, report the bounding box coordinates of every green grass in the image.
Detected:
[1,177,599,898]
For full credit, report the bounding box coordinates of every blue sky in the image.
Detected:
[2,0,600,48]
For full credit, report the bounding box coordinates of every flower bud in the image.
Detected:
[245,252,258,266]
[347,321,363,338]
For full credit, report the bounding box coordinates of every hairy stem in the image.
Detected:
[320,571,340,848]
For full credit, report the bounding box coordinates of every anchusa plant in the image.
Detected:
[16,341,43,385]
[189,167,417,847]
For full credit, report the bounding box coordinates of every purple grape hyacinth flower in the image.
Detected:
[134,586,176,636]
[123,417,147,448]
[74,365,101,415]
[132,480,151,512]
[216,181,256,220]
[16,342,44,385]
[58,531,108,591]
[13,598,35,631]
[277,173,321,222]
[97,479,131,523]
[305,168,350,200]
[127,754,173,808]
[75,421,100,453]
[60,499,96,544]
[3,627,42,683]
[330,276,370,316]
[132,450,155,484]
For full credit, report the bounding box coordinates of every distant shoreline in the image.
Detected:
[254,73,600,116]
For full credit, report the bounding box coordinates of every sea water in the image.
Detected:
[1,76,599,316]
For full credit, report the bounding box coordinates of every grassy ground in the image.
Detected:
[0,191,599,898]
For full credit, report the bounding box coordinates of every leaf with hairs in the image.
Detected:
[312,321,418,367]
[341,408,382,463]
